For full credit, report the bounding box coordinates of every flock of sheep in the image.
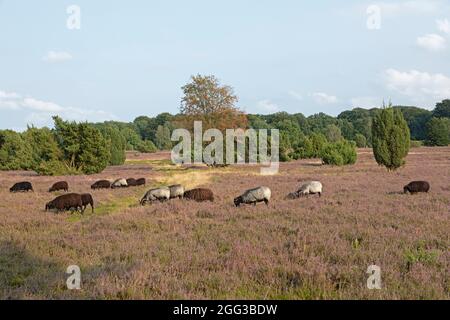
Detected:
[7,178,431,215]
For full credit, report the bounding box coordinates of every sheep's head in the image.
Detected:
[234,196,242,207]
[45,202,53,211]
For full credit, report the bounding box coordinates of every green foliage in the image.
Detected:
[53,117,110,174]
[98,125,127,165]
[35,159,80,176]
[397,106,432,141]
[354,134,367,148]
[433,99,450,118]
[0,130,33,170]
[325,124,342,143]
[154,125,173,150]
[22,127,62,170]
[310,133,328,158]
[321,140,357,166]
[136,140,158,153]
[425,117,450,146]
[372,105,411,171]
[410,140,423,148]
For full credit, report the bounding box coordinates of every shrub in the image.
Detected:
[372,105,410,171]
[35,160,81,176]
[136,140,158,153]
[410,140,423,148]
[321,140,357,166]
[354,134,367,148]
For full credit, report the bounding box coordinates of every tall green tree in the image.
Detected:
[53,117,110,174]
[23,126,62,170]
[433,99,450,118]
[98,125,127,165]
[372,104,411,171]
[0,130,33,170]
[426,117,450,146]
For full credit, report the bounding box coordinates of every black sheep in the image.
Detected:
[45,193,84,213]
[49,181,69,192]
[91,180,111,190]
[10,182,33,193]
[126,178,138,187]
[404,181,431,194]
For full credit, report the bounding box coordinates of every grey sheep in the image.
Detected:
[297,181,323,197]
[234,186,271,207]
[140,187,171,205]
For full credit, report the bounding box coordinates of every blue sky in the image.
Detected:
[1,0,450,130]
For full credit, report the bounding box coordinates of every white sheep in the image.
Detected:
[140,187,171,205]
[169,185,185,199]
[234,186,271,207]
[111,178,128,189]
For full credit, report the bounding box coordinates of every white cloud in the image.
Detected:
[436,19,450,34]
[416,33,446,51]
[350,97,382,109]
[0,90,118,127]
[384,69,450,105]
[43,51,73,63]
[288,91,303,101]
[257,100,280,113]
[311,92,338,104]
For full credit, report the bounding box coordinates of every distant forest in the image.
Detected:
[1,74,449,176]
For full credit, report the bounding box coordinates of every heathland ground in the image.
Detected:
[0,148,448,299]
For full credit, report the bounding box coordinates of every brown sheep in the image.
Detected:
[81,194,94,213]
[183,188,214,202]
[126,178,138,187]
[404,181,430,194]
[49,181,69,192]
[91,180,111,190]
[45,193,84,213]
[136,178,146,186]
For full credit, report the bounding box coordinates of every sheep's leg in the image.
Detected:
[264,199,269,206]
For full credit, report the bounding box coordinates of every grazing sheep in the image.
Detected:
[286,192,300,200]
[126,178,138,187]
[91,180,111,190]
[49,181,69,192]
[140,187,171,205]
[45,193,84,213]
[184,188,214,202]
[404,181,430,194]
[297,181,323,197]
[136,178,146,186]
[169,184,184,199]
[111,178,128,189]
[10,182,33,193]
[234,186,271,207]
[81,194,94,213]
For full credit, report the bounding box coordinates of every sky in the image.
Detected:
[1,0,450,130]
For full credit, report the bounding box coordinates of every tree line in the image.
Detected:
[0,75,449,175]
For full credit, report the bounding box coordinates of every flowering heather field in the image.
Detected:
[0,149,449,300]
